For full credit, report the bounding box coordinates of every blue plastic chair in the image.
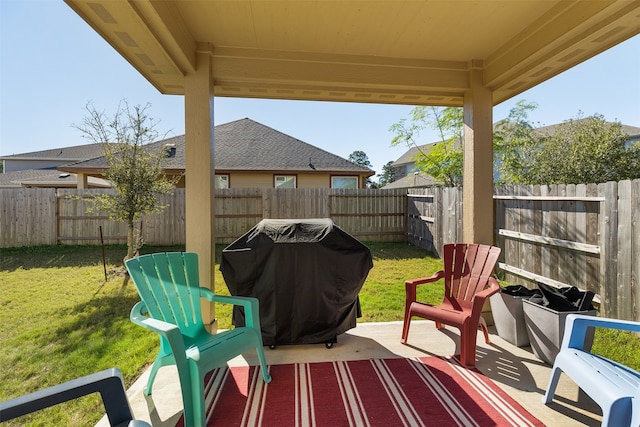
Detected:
[125,252,271,427]
[543,314,640,427]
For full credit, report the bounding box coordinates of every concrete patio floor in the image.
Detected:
[106,320,603,426]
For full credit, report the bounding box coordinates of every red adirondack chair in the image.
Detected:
[401,243,501,367]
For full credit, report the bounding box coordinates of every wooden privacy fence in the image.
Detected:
[0,187,57,248]
[0,188,406,248]
[406,186,463,256]
[406,179,639,321]
[216,188,406,242]
[494,181,639,321]
[1,180,637,321]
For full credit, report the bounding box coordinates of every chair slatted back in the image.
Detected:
[126,252,206,339]
[443,244,501,309]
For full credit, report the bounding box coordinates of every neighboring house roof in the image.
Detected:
[381,172,439,189]
[0,169,56,188]
[534,121,640,138]
[392,137,464,169]
[216,118,371,172]
[60,118,374,175]
[391,120,640,175]
[59,140,184,173]
[0,169,110,188]
[392,143,433,168]
[0,143,105,162]
[0,143,109,188]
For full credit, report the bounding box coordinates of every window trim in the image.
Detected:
[215,174,230,189]
[274,174,297,188]
[331,175,359,189]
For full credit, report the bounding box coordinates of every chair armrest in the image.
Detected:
[562,314,640,351]
[0,368,150,426]
[405,270,445,287]
[200,288,257,309]
[472,277,501,312]
[405,271,445,307]
[130,302,180,337]
[129,302,189,370]
[199,288,261,329]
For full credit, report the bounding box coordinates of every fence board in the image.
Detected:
[555,185,571,285]
[600,182,618,317]
[564,184,578,287]
[540,185,552,280]
[503,185,519,284]
[617,180,633,320]
[494,186,506,270]
[585,183,600,295]
[433,188,441,252]
[633,180,640,320]
[574,184,587,287]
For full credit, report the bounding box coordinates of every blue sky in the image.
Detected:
[1,1,639,176]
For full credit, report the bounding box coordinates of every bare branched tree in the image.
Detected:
[75,101,178,261]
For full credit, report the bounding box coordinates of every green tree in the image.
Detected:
[493,100,539,184]
[377,161,396,187]
[627,142,640,178]
[501,112,638,185]
[348,150,378,188]
[390,106,463,187]
[391,101,638,187]
[75,101,178,261]
[348,150,373,168]
[494,103,640,185]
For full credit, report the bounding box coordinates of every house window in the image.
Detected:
[332,176,358,189]
[275,175,296,188]
[215,174,229,189]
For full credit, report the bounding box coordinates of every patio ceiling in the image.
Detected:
[65,0,640,107]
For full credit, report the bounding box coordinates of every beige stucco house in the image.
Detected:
[57,118,373,189]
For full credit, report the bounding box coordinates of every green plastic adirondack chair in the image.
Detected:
[125,252,271,427]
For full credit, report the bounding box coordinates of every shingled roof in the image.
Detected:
[216,118,371,172]
[381,172,439,189]
[392,143,434,168]
[0,143,105,161]
[60,118,373,175]
[0,169,61,188]
[0,169,110,188]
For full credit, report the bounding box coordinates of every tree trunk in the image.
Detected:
[127,221,135,261]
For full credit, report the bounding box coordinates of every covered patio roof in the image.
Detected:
[63,0,640,325]
[64,1,639,106]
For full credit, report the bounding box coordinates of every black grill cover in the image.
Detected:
[220,218,373,346]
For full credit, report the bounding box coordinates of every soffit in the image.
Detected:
[64,0,640,106]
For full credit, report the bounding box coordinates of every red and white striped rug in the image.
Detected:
[177,357,544,427]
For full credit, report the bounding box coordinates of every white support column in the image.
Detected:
[184,45,216,328]
[463,62,494,245]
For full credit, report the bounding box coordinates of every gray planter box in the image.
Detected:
[522,299,596,365]
[490,292,531,347]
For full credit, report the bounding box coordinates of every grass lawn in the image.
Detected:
[1,242,638,425]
